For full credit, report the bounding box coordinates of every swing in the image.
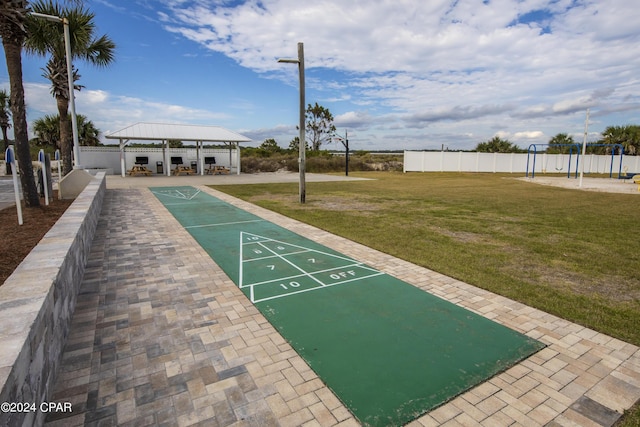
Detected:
[555,153,564,171]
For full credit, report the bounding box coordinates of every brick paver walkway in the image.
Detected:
[45,184,640,426]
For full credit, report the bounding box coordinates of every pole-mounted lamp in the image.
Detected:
[31,12,81,169]
[278,42,306,203]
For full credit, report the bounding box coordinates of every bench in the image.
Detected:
[171,156,194,176]
[128,157,153,176]
[204,157,230,175]
[634,175,640,191]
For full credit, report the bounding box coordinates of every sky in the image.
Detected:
[1,0,640,151]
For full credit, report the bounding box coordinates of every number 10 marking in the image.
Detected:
[280,281,301,290]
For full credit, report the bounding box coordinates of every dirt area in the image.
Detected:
[515,176,640,194]
[0,193,73,286]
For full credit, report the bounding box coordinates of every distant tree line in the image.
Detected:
[475,125,640,154]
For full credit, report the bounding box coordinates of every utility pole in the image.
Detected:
[579,108,589,188]
[278,43,306,203]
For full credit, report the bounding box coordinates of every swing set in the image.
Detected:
[526,143,624,178]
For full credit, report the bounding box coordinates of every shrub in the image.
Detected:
[240,151,403,173]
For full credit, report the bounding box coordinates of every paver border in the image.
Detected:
[200,185,640,427]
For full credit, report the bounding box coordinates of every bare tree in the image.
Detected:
[305,102,336,151]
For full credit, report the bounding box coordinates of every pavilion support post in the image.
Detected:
[236,142,241,175]
[164,140,171,176]
[120,139,126,177]
[198,141,204,176]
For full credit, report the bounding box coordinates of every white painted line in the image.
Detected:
[241,232,358,264]
[239,231,385,302]
[243,249,309,262]
[243,272,310,287]
[243,265,382,289]
[252,272,385,303]
[151,188,201,200]
[162,202,195,206]
[257,241,326,287]
[239,232,245,290]
[186,219,265,229]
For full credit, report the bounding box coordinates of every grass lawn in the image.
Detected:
[210,171,640,424]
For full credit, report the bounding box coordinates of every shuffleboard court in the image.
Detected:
[152,186,545,426]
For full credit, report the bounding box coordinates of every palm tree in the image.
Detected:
[475,136,522,153]
[0,89,12,174]
[76,114,100,146]
[601,125,639,156]
[25,0,115,175]
[547,133,576,154]
[32,113,60,146]
[33,113,100,147]
[0,0,40,207]
[0,89,11,151]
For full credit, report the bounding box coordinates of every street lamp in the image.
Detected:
[332,129,349,176]
[278,42,306,203]
[31,12,81,169]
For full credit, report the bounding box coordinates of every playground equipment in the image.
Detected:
[526,144,580,178]
[526,143,624,178]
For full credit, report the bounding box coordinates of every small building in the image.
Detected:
[104,122,251,177]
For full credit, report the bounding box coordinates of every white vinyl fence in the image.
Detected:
[403,151,640,176]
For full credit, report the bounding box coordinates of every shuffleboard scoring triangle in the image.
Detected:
[151,187,201,200]
[238,231,381,294]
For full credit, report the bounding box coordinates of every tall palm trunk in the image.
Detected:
[1,126,8,152]
[56,95,73,175]
[2,37,40,207]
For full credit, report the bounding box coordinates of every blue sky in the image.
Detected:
[2,0,640,151]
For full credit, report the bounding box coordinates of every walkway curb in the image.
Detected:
[0,172,106,427]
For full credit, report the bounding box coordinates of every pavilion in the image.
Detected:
[105,122,252,177]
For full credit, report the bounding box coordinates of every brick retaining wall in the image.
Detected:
[0,172,106,426]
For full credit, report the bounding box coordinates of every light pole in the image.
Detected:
[31,12,81,169]
[579,108,589,188]
[278,42,306,203]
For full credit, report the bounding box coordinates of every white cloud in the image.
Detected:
[156,0,640,148]
[513,131,545,140]
[1,81,231,142]
[82,89,110,104]
[5,0,640,150]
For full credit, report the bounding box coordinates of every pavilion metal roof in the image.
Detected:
[105,122,251,143]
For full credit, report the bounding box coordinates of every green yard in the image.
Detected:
[211,172,640,345]
[210,171,640,424]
